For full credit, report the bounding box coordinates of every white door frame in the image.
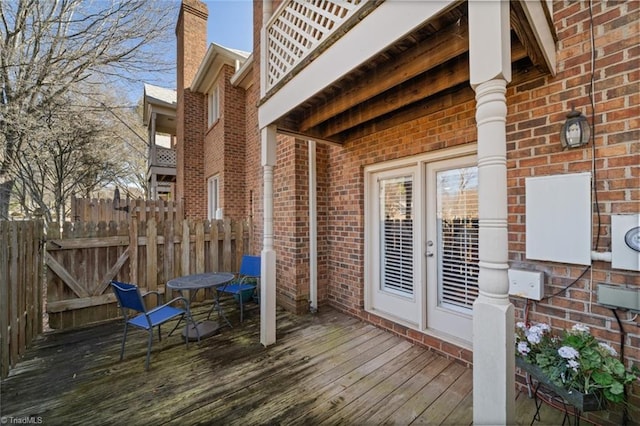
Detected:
[364,144,477,335]
[425,156,478,343]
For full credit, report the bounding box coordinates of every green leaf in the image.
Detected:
[592,371,613,386]
[608,381,624,396]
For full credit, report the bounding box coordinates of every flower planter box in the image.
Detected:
[516,357,605,412]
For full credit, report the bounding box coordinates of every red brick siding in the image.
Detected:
[223,66,248,219]
[176,0,208,218]
[324,98,476,320]
[182,89,206,218]
[507,3,639,423]
[260,2,640,396]
[203,65,248,220]
[175,1,640,422]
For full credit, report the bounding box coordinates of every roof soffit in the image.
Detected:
[191,43,250,93]
[264,1,556,143]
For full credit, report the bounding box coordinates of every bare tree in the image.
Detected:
[11,95,113,223]
[0,0,176,219]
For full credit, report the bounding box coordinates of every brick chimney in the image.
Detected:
[176,0,208,218]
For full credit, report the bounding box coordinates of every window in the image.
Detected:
[207,175,220,220]
[379,175,414,297]
[208,86,219,126]
[436,167,479,312]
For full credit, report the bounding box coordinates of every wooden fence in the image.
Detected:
[70,197,184,223]
[45,217,253,330]
[1,220,45,379]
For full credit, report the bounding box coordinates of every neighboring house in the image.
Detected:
[143,83,177,200]
[174,0,252,220]
[175,0,639,423]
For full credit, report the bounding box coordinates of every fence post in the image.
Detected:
[223,219,232,272]
[210,220,219,272]
[0,221,9,378]
[129,213,138,284]
[164,220,175,282]
[181,219,190,276]
[195,221,205,274]
[234,220,244,270]
[146,218,158,292]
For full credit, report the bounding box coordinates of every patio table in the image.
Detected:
[167,272,234,341]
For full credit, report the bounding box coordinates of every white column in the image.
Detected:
[150,112,157,199]
[260,0,273,98]
[469,1,514,424]
[261,125,277,346]
[308,140,317,312]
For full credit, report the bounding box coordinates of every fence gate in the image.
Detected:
[46,218,252,329]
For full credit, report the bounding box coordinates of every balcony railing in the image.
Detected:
[264,0,372,93]
[149,146,176,168]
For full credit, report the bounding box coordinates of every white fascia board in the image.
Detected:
[520,0,556,76]
[144,98,176,126]
[258,0,457,129]
[192,43,249,93]
[231,54,254,89]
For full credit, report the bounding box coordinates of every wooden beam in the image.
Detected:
[317,42,529,138]
[45,253,90,299]
[341,86,475,142]
[276,128,343,146]
[47,236,129,250]
[510,1,555,75]
[319,56,471,138]
[338,58,545,142]
[93,248,130,296]
[299,19,470,132]
[46,287,165,313]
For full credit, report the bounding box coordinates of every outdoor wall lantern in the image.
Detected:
[113,187,129,213]
[560,106,590,149]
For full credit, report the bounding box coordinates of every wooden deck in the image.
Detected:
[1,303,565,425]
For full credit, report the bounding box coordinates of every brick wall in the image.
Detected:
[325,97,477,358]
[506,2,640,424]
[204,77,224,217]
[223,66,248,220]
[249,6,638,420]
[203,65,247,220]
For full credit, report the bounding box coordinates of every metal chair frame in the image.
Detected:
[213,255,260,323]
[111,281,190,370]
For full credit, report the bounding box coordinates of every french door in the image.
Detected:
[367,166,421,327]
[426,157,478,342]
[365,153,478,343]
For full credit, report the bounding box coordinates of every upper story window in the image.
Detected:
[208,86,220,126]
[207,175,220,220]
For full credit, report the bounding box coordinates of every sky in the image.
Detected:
[204,0,253,53]
[137,1,253,95]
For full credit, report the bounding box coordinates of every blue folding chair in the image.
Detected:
[214,255,260,323]
[110,281,190,371]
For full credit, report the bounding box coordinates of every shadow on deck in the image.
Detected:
[1,302,565,425]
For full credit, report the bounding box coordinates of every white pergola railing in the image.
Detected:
[264,0,368,93]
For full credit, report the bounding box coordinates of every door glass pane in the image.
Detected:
[436,167,478,312]
[379,175,413,297]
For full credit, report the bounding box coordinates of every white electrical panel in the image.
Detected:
[508,269,544,300]
[525,173,592,265]
[611,214,640,271]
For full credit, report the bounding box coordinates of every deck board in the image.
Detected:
[1,303,567,425]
